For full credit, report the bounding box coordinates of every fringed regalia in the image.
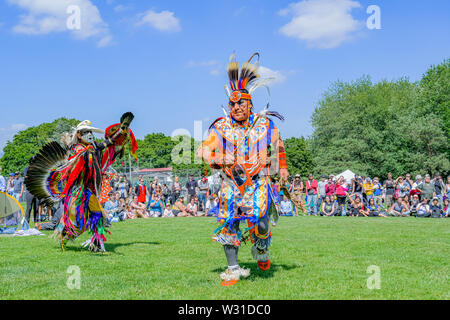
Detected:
[25,113,137,252]
[199,53,288,280]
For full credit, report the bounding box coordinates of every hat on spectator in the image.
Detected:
[295,174,301,178]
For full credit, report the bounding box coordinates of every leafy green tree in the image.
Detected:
[0,118,79,174]
[310,70,449,179]
[284,137,313,178]
[418,59,450,156]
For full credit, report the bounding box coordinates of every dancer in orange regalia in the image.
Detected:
[198,53,290,283]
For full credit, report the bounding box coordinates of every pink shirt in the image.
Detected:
[325,183,336,196]
[306,179,318,194]
[336,185,348,196]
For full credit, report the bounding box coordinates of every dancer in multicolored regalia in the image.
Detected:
[25,113,137,252]
[198,53,290,284]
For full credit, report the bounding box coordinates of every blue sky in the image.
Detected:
[0,0,449,154]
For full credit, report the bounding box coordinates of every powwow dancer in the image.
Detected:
[25,113,138,252]
[198,53,290,284]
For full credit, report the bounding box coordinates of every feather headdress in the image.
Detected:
[225,52,275,102]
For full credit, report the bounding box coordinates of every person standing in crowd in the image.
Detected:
[433,174,445,206]
[305,173,318,216]
[405,173,414,190]
[0,171,6,192]
[352,174,363,201]
[395,176,410,200]
[335,177,348,216]
[162,183,170,205]
[317,175,327,213]
[150,177,160,197]
[445,176,450,200]
[363,177,374,205]
[198,176,209,212]
[117,175,129,200]
[12,171,24,202]
[24,165,40,227]
[383,172,395,209]
[372,177,383,207]
[172,176,182,202]
[290,174,306,216]
[412,175,423,190]
[417,175,434,202]
[135,177,148,204]
[325,176,335,198]
[185,174,198,203]
[7,173,15,195]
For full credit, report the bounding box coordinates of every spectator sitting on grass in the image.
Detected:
[174,196,191,217]
[389,197,410,217]
[130,195,149,219]
[348,194,367,217]
[443,199,449,218]
[187,197,200,216]
[104,192,125,222]
[148,185,165,217]
[162,199,175,218]
[205,196,215,216]
[415,198,431,218]
[320,195,337,216]
[280,195,294,216]
[366,197,388,218]
[429,197,442,218]
[410,194,421,216]
[402,195,411,213]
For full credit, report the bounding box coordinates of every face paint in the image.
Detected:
[80,131,95,144]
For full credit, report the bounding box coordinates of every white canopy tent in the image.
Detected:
[335,169,356,185]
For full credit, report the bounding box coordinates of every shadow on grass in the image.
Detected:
[212,262,302,280]
[62,241,161,255]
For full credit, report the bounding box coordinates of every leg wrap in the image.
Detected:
[224,245,239,268]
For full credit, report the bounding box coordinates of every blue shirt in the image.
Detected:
[104,199,119,212]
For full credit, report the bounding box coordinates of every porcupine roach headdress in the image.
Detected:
[224,53,284,121]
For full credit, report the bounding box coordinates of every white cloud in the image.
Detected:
[279,0,363,49]
[113,4,132,13]
[187,60,221,76]
[259,66,287,85]
[0,124,29,155]
[8,0,112,45]
[136,10,181,32]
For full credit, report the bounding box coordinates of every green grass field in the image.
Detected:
[0,216,448,300]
